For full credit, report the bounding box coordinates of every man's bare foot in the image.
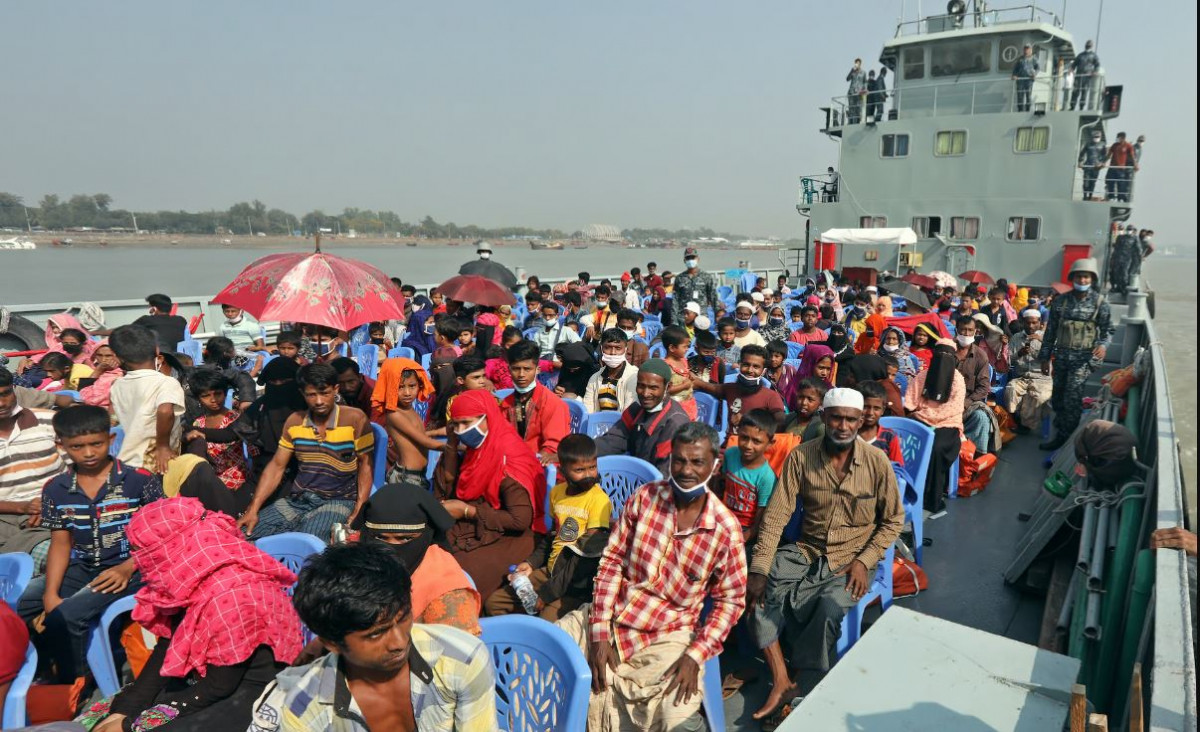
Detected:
[752,681,800,720]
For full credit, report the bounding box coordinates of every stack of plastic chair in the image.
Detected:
[388,345,416,361]
[565,400,587,435]
[369,423,388,493]
[879,416,932,563]
[355,344,380,380]
[585,411,621,439]
[109,426,125,458]
[413,398,430,423]
[784,357,802,371]
[596,455,661,520]
[479,615,591,732]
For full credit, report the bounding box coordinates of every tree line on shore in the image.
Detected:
[0,192,752,243]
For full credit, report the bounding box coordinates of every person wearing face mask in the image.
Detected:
[951,316,995,456]
[555,422,747,731]
[759,304,790,344]
[433,388,543,598]
[485,435,612,621]
[79,342,124,408]
[615,308,650,367]
[1037,258,1113,451]
[877,326,918,383]
[745,388,902,722]
[218,304,268,357]
[1004,309,1053,432]
[400,307,437,357]
[124,293,190,351]
[532,301,581,362]
[731,302,766,348]
[842,292,871,340]
[670,247,719,327]
[584,329,640,413]
[15,313,99,384]
[693,345,785,432]
[594,359,690,475]
[905,340,967,512]
[499,340,571,466]
[352,482,481,633]
[687,328,727,386]
[581,284,620,343]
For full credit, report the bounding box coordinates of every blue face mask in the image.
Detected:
[513,380,537,394]
[669,458,719,503]
[735,317,751,329]
[424,323,435,335]
[701,354,715,365]
[853,306,866,316]
[768,316,784,326]
[456,417,487,449]
[1073,283,1091,292]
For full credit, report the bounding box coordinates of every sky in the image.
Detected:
[3,1,1196,241]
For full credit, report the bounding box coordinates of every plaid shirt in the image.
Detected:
[248,624,498,732]
[590,481,747,666]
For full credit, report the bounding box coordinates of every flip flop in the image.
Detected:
[721,673,745,699]
[761,697,804,732]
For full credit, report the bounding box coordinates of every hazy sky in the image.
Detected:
[5,1,1195,241]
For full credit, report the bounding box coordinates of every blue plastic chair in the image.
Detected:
[786,341,806,359]
[413,398,430,423]
[3,645,36,728]
[739,272,759,292]
[597,455,662,520]
[879,416,932,564]
[420,353,432,371]
[566,400,587,435]
[585,410,621,438]
[522,327,540,341]
[255,533,325,588]
[86,593,137,697]
[355,343,380,380]
[175,339,203,365]
[369,423,388,493]
[693,392,726,443]
[648,343,667,359]
[388,346,416,361]
[109,425,124,458]
[783,357,802,371]
[701,655,725,731]
[543,464,558,532]
[717,285,733,301]
[52,389,82,402]
[494,388,514,401]
[0,552,33,607]
[836,544,896,658]
[479,615,591,732]
[641,320,662,343]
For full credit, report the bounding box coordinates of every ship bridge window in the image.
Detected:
[881,133,910,158]
[1015,126,1051,153]
[859,216,888,228]
[931,38,992,77]
[1007,216,1041,241]
[935,130,968,156]
[902,47,925,80]
[912,216,942,237]
[949,216,980,240]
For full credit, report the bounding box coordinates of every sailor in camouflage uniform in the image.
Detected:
[1078,128,1107,201]
[1108,224,1141,295]
[1038,258,1113,450]
[670,246,720,326]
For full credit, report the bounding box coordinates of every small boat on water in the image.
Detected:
[0,237,36,250]
[530,240,564,251]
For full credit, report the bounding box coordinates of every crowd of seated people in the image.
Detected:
[0,255,1163,730]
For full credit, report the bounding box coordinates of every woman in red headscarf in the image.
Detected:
[433,389,545,598]
[855,313,888,355]
[80,497,302,732]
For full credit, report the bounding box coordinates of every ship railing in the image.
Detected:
[1071,164,1137,203]
[893,4,1061,37]
[823,74,1105,130]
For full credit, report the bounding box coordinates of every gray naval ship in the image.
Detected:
[771,2,1195,731]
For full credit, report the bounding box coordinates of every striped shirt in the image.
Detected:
[751,437,903,576]
[248,624,499,732]
[590,481,748,666]
[0,407,65,503]
[279,406,373,499]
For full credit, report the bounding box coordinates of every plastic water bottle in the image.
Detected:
[509,565,539,615]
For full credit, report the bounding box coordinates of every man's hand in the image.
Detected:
[21,497,41,516]
[185,430,205,442]
[92,713,128,732]
[837,559,871,601]
[441,499,471,520]
[1000,334,1009,346]
[588,639,617,693]
[663,654,701,706]
[509,562,533,580]
[90,563,135,594]
[1092,345,1106,361]
[154,445,174,475]
[345,504,363,529]
[746,573,769,610]
[42,593,64,616]
[1040,359,1051,376]
[237,509,259,536]
[1150,527,1198,557]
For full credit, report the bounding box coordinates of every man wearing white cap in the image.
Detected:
[745,387,903,720]
[1005,309,1052,432]
[732,301,766,349]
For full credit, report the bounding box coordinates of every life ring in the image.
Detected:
[0,309,48,355]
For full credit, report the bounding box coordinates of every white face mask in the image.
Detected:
[479,252,492,260]
[601,353,626,369]
[956,333,975,347]
[621,328,637,340]
[882,343,899,353]
[685,258,698,269]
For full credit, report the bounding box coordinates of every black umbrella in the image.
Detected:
[459,258,518,289]
[878,278,931,311]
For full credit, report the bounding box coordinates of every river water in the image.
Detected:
[1,245,1194,522]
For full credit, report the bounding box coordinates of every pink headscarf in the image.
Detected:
[37,313,98,364]
[127,497,302,678]
[475,312,504,345]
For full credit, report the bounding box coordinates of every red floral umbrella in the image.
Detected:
[958,270,995,285]
[900,272,939,290]
[437,274,515,308]
[212,239,404,331]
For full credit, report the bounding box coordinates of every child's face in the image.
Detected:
[861,397,885,428]
[794,388,821,418]
[790,310,802,322]
[277,342,299,359]
[768,351,784,369]
[197,388,225,413]
[45,367,66,381]
[397,374,420,406]
[431,292,444,305]
[989,293,1005,308]
[60,431,112,472]
[457,369,490,391]
[667,338,690,358]
[885,364,899,382]
[697,344,716,359]
[719,326,736,346]
[509,360,538,390]
[458,330,473,347]
[561,455,599,492]
[814,357,834,383]
[736,424,770,465]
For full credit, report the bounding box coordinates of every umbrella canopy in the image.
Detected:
[925,270,959,289]
[900,272,939,290]
[438,274,516,308]
[958,270,995,286]
[878,278,931,310]
[458,258,518,289]
[213,246,404,332]
[1049,281,1073,295]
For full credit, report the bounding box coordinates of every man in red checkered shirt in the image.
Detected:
[556,422,747,729]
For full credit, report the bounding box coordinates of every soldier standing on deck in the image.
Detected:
[1078,128,1108,201]
[671,247,719,326]
[1108,225,1140,295]
[1038,258,1113,451]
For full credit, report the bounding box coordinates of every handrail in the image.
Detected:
[894,4,1061,37]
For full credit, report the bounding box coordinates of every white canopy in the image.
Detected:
[817,227,918,246]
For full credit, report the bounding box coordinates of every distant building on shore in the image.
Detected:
[584,224,622,243]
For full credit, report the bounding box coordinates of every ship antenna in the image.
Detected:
[1094,0,1104,50]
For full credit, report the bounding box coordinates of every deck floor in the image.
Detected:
[722,431,1055,730]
